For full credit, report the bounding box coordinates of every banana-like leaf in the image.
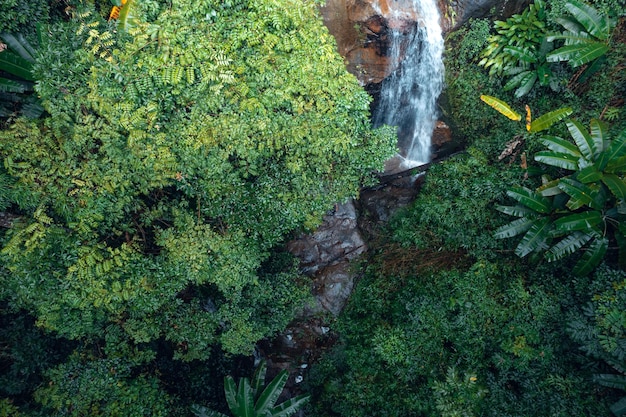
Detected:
[576,165,603,183]
[0,77,27,93]
[118,0,138,32]
[0,50,34,81]
[515,217,552,258]
[594,373,626,390]
[236,378,254,417]
[564,0,611,39]
[255,370,288,415]
[604,155,626,174]
[0,33,36,62]
[553,16,585,35]
[590,118,609,152]
[547,42,609,67]
[529,107,573,132]
[602,174,626,200]
[251,361,267,398]
[553,211,603,233]
[558,178,597,210]
[268,395,310,417]
[546,230,593,261]
[503,70,532,91]
[534,151,579,170]
[567,119,596,160]
[224,376,239,414]
[480,95,521,121]
[573,235,608,276]
[506,186,552,213]
[496,204,537,217]
[539,135,580,156]
[538,177,565,197]
[494,217,536,239]
[515,72,537,98]
[190,404,229,417]
[605,129,626,165]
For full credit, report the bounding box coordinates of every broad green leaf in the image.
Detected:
[538,177,565,197]
[515,217,552,257]
[496,204,537,217]
[529,108,573,132]
[566,119,595,160]
[546,230,593,261]
[564,0,610,39]
[605,154,626,173]
[610,396,626,417]
[590,118,609,152]
[251,361,267,398]
[0,33,36,62]
[506,186,552,213]
[553,16,585,35]
[539,135,580,156]
[0,50,34,81]
[0,77,27,93]
[503,70,532,91]
[480,95,521,121]
[224,376,238,414]
[547,42,609,67]
[514,71,537,98]
[576,165,602,183]
[605,129,626,165]
[573,235,608,276]
[268,395,310,417]
[594,373,626,390]
[553,211,603,233]
[236,378,254,417]
[558,178,596,210]
[534,151,579,170]
[602,174,626,200]
[494,217,536,239]
[118,0,138,31]
[255,370,288,414]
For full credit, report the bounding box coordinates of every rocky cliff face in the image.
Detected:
[320,0,530,85]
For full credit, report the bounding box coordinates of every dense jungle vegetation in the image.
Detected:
[0,0,625,416]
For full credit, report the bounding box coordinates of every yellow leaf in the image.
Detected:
[480,95,521,121]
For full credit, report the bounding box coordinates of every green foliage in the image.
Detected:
[479,0,563,97]
[547,0,616,69]
[568,265,626,415]
[0,33,44,119]
[192,360,309,417]
[495,119,626,275]
[0,0,49,37]
[306,258,609,416]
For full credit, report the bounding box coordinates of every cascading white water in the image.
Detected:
[373,0,444,168]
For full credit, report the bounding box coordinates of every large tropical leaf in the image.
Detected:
[503,46,537,63]
[251,361,267,398]
[0,77,27,93]
[595,373,626,390]
[117,0,138,32]
[0,50,34,81]
[480,95,521,121]
[235,378,254,417]
[514,71,537,98]
[496,204,537,217]
[573,234,608,276]
[515,217,552,257]
[605,129,626,165]
[0,33,36,62]
[503,70,532,92]
[602,174,626,200]
[268,395,310,417]
[255,370,288,415]
[534,151,579,170]
[547,42,609,67]
[558,178,597,210]
[494,217,536,239]
[563,0,611,39]
[576,165,603,183]
[610,396,626,417]
[567,119,596,160]
[539,136,580,156]
[538,177,565,197]
[506,186,552,213]
[528,107,573,132]
[553,211,603,233]
[605,155,626,174]
[590,118,610,152]
[546,230,593,261]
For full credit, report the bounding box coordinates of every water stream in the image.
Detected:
[373,0,444,168]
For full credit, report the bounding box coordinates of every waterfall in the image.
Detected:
[373,0,444,168]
